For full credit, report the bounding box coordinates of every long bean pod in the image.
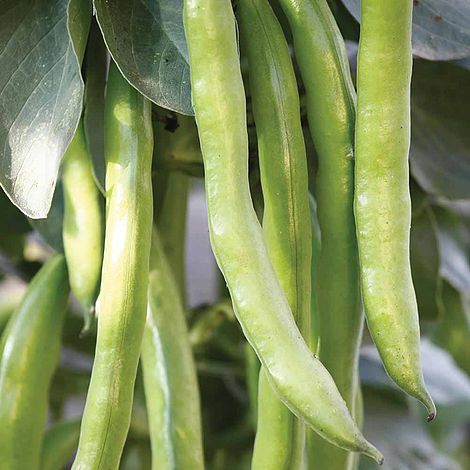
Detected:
[141,229,204,470]
[354,0,435,419]
[278,1,363,467]
[40,419,81,470]
[154,172,188,299]
[153,118,190,299]
[62,118,104,333]
[72,63,153,469]
[238,0,311,467]
[0,255,69,470]
[183,0,382,462]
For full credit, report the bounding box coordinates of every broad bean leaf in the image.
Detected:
[341,0,470,60]
[94,0,192,115]
[0,0,91,219]
[410,60,470,200]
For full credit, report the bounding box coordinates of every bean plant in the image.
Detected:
[0,1,469,469]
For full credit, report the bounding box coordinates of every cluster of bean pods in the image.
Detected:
[0,0,435,469]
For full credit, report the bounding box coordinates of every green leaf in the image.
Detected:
[341,0,470,60]
[94,0,193,115]
[0,0,91,219]
[410,60,470,200]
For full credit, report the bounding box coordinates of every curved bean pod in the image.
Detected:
[183,0,382,462]
[354,0,435,419]
[141,229,204,470]
[238,0,311,468]
[62,118,104,334]
[277,1,363,467]
[0,255,69,470]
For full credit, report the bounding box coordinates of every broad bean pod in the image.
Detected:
[152,114,194,299]
[238,0,311,468]
[0,255,69,470]
[40,419,81,470]
[62,118,104,334]
[183,0,382,462]
[72,63,153,469]
[141,229,204,470]
[278,1,364,467]
[354,0,435,419]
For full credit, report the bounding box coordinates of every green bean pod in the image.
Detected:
[278,1,364,467]
[141,229,204,470]
[40,419,81,470]
[238,0,311,467]
[152,112,199,300]
[184,0,382,462]
[153,163,189,301]
[72,63,153,469]
[155,171,188,298]
[0,255,69,470]
[62,118,104,334]
[354,0,435,419]
[244,343,260,430]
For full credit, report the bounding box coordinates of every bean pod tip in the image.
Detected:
[425,398,437,422]
[365,443,384,466]
[419,389,436,423]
